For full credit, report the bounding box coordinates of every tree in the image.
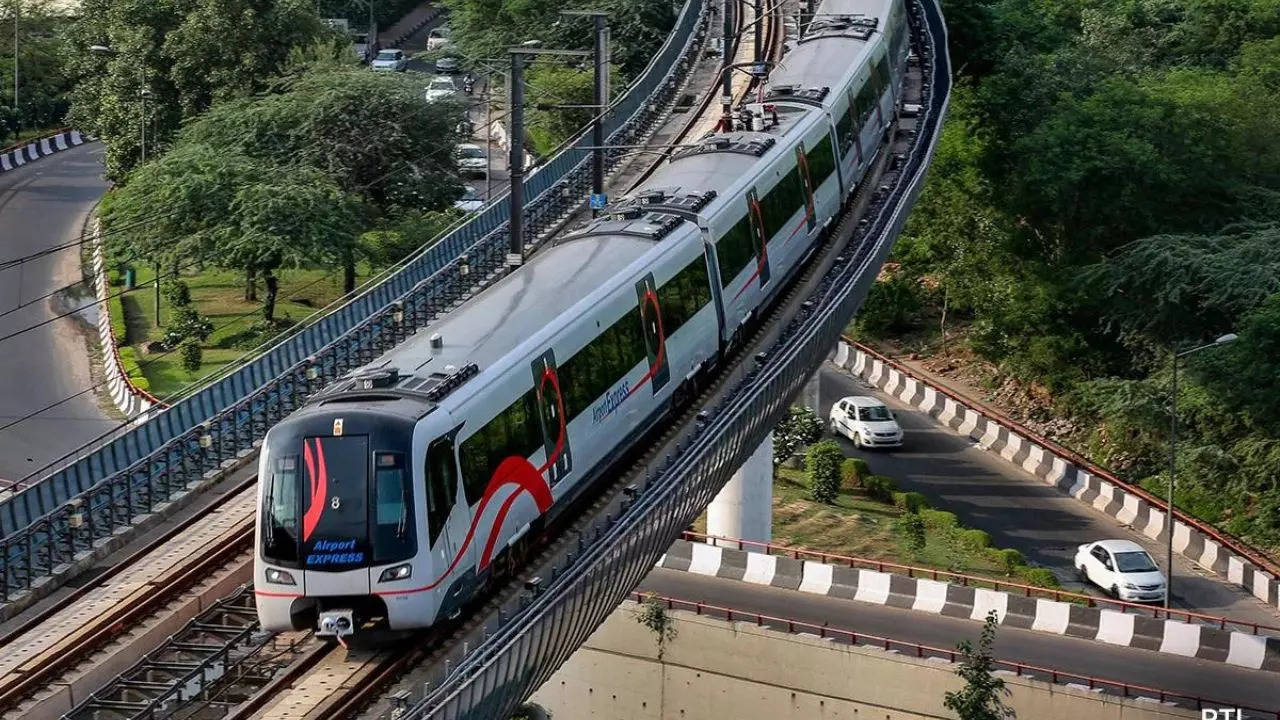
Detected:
[0,0,73,138]
[773,405,824,464]
[526,64,597,156]
[179,338,203,374]
[943,611,1015,720]
[64,0,330,178]
[804,440,843,504]
[101,143,364,322]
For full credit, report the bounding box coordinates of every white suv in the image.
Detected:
[1074,539,1167,603]
[829,395,903,448]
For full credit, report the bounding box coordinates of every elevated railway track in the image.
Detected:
[2,0,952,718]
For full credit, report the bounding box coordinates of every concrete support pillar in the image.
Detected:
[707,432,773,545]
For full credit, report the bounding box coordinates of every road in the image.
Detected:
[639,568,1279,712]
[811,362,1280,629]
[0,143,115,484]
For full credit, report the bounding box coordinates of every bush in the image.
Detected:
[805,440,844,504]
[164,279,192,307]
[988,548,1027,576]
[1016,567,1060,589]
[864,474,898,503]
[775,406,825,464]
[957,528,992,551]
[164,306,214,348]
[897,513,926,558]
[109,293,128,344]
[840,457,870,489]
[116,345,151,391]
[892,491,929,513]
[179,338,203,374]
[920,508,958,531]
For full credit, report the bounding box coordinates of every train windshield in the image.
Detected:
[301,435,371,571]
[372,452,415,563]
[262,456,301,563]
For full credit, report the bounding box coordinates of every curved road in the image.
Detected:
[813,362,1280,629]
[640,568,1279,714]
[0,144,115,484]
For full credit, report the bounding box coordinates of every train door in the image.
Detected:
[635,274,672,394]
[300,434,372,595]
[424,436,461,569]
[531,349,572,484]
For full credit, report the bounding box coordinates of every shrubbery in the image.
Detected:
[864,474,897,503]
[805,440,844,504]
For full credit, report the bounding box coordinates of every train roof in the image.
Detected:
[767,0,892,92]
[370,233,658,382]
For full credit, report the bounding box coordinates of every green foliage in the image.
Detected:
[988,548,1026,576]
[635,592,678,661]
[164,280,192,308]
[164,305,214,348]
[897,512,926,558]
[1015,567,1060,589]
[943,611,1014,720]
[0,1,73,139]
[360,209,463,266]
[863,474,897,503]
[920,508,957,531]
[957,528,991,551]
[773,405,824,464]
[892,491,929,513]
[179,338,203,374]
[840,457,870,489]
[870,0,1280,548]
[115,345,151,391]
[526,64,597,156]
[804,440,843,504]
[64,0,331,178]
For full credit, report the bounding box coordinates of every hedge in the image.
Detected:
[116,345,151,392]
[919,508,958,530]
[864,474,897,503]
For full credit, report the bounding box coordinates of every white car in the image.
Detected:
[455,143,487,177]
[371,49,407,72]
[829,395,903,448]
[425,76,457,102]
[427,26,452,52]
[1075,539,1167,603]
[453,186,484,212]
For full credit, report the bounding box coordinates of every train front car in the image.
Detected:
[253,370,439,639]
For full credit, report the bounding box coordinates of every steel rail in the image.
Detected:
[847,338,1280,579]
[0,518,253,712]
[637,592,1280,718]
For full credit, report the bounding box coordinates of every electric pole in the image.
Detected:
[507,50,526,263]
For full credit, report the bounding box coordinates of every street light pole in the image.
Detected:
[507,50,526,263]
[12,1,18,132]
[1164,332,1238,609]
[591,14,608,215]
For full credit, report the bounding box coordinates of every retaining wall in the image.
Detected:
[657,539,1280,673]
[528,601,1198,720]
[0,130,87,173]
[90,221,163,421]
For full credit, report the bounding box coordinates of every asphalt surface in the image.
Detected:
[0,143,115,484]
[811,362,1280,629]
[639,568,1279,712]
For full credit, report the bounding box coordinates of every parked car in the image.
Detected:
[455,144,487,177]
[425,76,457,102]
[435,56,462,74]
[828,395,903,448]
[453,186,484,213]
[1074,539,1167,603]
[371,48,407,72]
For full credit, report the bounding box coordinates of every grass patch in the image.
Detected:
[109,263,372,399]
[713,466,1064,590]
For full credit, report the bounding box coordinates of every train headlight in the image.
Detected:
[265,568,296,585]
[379,563,413,582]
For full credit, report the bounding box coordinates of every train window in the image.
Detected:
[425,439,457,546]
[806,134,837,187]
[837,90,858,155]
[657,255,712,337]
[459,390,549,506]
[262,456,300,564]
[873,57,891,98]
[758,166,806,240]
[558,305,647,423]
[715,215,755,285]
[373,452,415,563]
[855,81,877,125]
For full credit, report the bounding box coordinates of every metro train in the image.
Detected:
[254,0,912,637]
